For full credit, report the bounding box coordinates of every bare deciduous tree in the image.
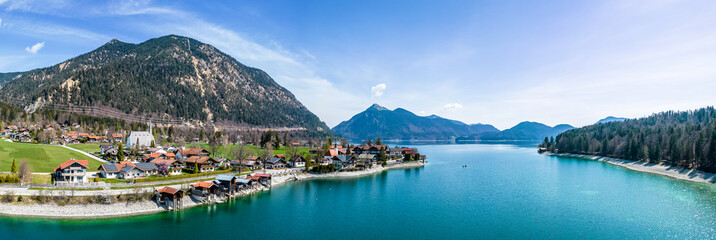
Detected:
[18,159,32,184]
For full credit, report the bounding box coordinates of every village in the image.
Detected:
[0,123,426,215]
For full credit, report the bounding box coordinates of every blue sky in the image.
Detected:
[1,0,716,129]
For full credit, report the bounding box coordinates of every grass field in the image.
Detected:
[31,174,51,184]
[67,143,103,153]
[0,140,104,173]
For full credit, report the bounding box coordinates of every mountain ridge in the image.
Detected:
[332,104,500,140]
[333,104,573,141]
[0,35,330,133]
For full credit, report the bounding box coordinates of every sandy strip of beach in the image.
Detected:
[0,161,426,218]
[546,153,716,184]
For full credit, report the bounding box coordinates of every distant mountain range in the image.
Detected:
[595,116,628,124]
[332,104,499,140]
[476,122,575,141]
[332,104,575,141]
[0,35,330,133]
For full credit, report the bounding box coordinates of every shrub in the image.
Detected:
[311,164,336,173]
[1,192,14,203]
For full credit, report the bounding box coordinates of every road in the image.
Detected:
[60,145,109,163]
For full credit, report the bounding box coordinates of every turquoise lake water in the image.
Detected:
[1,143,716,239]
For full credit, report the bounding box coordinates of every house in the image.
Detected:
[288,155,306,168]
[253,173,272,186]
[215,158,231,168]
[232,156,262,170]
[264,157,287,169]
[53,159,89,183]
[235,178,253,189]
[191,181,218,201]
[143,152,176,161]
[150,158,183,175]
[16,135,33,142]
[352,145,388,155]
[357,154,376,168]
[402,148,418,155]
[332,155,357,170]
[156,186,184,210]
[0,130,9,137]
[213,174,237,195]
[388,147,403,156]
[87,135,102,143]
[111,133,123,142]
[184,156,218,172]
[126,128,155,149]
[107,162,159,179]
[99,144,113,154]
[273,154,286,160]
[176,148,211,161]
[324,149,339,158]
[97,164,121,178]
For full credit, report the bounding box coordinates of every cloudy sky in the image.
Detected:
[1,0,715,129]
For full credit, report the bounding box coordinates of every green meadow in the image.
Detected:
[67,143,103,153]
[0,140,104,173]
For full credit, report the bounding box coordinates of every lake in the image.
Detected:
[1,143,715,239]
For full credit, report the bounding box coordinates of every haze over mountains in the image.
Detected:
[0,35,330,133]
[333,104,576,141]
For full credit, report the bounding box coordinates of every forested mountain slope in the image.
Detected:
[545,107,716,173]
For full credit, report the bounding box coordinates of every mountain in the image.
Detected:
[0,72,23,87]
[479,122,575,141]
[332,104,500,140]
[596,116,628,124]
[0,35,330,132]
[548,106,716,173]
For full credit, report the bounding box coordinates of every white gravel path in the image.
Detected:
[61,145,108,163]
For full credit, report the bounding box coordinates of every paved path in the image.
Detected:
[60,145,108,163]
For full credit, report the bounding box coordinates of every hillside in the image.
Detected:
[0,72,23,87]
[546,107,716,173]
[0,35,330,133]
[332,104,499,140]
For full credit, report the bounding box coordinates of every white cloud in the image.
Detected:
[25,42,44,54]
[443,103,463,111]
[0,18,3,27]
[371,83,386,97]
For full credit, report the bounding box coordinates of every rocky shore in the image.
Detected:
[545,152,716,184]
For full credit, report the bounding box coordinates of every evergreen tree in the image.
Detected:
[10,159,17,175]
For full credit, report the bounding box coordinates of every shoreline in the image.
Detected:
[545,152,716,184]
[0,161,426,219]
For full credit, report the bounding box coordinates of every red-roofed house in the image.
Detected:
[53,159,89,183]
[184,156,218,172]
[112,133,123,142]
[191,181,218,201]
[156,186,184,210]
